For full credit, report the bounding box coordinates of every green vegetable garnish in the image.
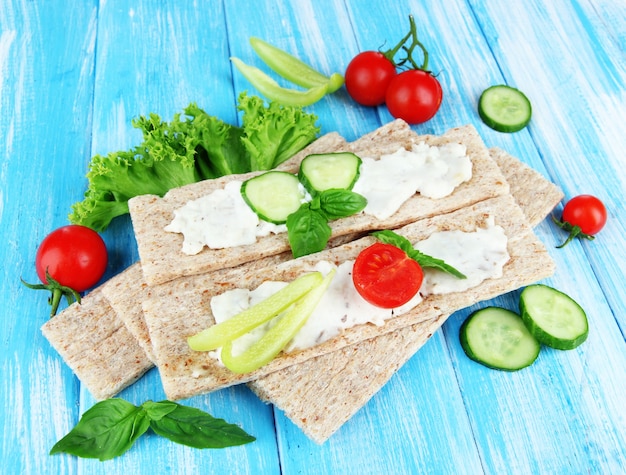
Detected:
[249,37,344,93]
[231,37,344,106]
[188,272,324,351]
[49,399,255,461]
[220,269,336,374]
[231,57,329,107]
[287,189,367,258]
[69,93,320,231]
[372,229,467,278]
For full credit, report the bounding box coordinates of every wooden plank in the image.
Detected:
[222,0,485,473]
[74,1,281,473]
[0,2,98,474]
[453,0,626,472]
[1,0,625,473]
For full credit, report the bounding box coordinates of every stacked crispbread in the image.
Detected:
[42,120,562,443]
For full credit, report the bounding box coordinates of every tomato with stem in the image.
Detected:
[352,242,423,308]
[22,225,108,316]
[553,195,607,248]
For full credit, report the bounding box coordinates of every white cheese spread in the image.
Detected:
[414,217,509,295]
[352,142,472,220]
[209,219,508,355]
[164,180,285,254]
[165,142,472,254]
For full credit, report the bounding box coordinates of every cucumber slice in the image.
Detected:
[520,284,588,350]
[241,171,304,224]
[478,85,532,133]
[298,152,362,195]
[460,307,540,371]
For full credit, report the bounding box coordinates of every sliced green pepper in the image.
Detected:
[187,271,323,351]
[231,57,328,107]
[220,268,336,374]
[249,37,344,93]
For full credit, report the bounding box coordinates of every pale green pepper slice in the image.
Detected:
[231,57,328,107]
[187,271,323,351]
[220,268,336,374]
[249,37,344,93]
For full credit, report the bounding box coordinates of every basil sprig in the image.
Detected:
[287,189,367,258]
[372,229,467,279]
[50,398,255,461]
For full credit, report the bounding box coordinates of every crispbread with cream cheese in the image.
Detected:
[142,192,555,400]
[129,121,510,286]
[246,148,563,443]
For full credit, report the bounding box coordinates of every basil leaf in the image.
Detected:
[149,402,256,448]
[142,400,178,421]
[49,398,150,461]
[319,189,367,220]
[372,229,466,279]
[286,205,332,258]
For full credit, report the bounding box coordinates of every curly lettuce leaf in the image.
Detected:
[69,94,319,231]
[238,93,320,170]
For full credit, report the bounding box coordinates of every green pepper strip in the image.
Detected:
[231,57,328,107]
[187,272,323,351]
[220,268,336,374]
[249,37,344,93]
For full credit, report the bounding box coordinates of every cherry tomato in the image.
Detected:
[562,195,607,235]
[23,225,109,316]
[554,195,607,248]
[36,225,108,291]
[352,242,423,308]
[345,51,397,106]
[385,69,443,124]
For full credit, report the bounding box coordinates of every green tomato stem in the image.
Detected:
[383,14,430,72]
[21,272,82,317]
[552,215,596,248]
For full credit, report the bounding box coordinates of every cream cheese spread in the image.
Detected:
[165,142,473,255]
[164,180,285,254]
[209,219,508,356]
[353,142,472,220]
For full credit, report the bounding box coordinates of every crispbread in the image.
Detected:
[41,127,562,427]
[40,287,153,400]
[489,147,563,226]
[143,193,555,401]
[129,121,510,286]
[245,149,563,443]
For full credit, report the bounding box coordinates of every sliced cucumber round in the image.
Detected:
[520,284,588,350]
[298,152,362,195]
[460,307,540,371]
[241,171,304,224]
[478,85,532,133]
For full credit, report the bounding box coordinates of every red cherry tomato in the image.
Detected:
[345,51,397,106]
[554,195,607,248]
[385,69,443,124]
[35,225,108,291]
[352,242,423,308]
[562,195,607,235]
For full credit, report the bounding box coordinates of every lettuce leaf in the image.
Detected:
[69,93,319,231]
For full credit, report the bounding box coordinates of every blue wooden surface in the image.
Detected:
[1,0,625,473]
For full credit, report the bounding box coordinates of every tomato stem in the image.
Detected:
[21,271,82,317]
[552,215,595,248]
[382,15,430,72]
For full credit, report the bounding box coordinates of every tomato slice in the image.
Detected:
[352,242,423,308]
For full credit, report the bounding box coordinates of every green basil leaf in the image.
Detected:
[149,402,256,448]
[319,189,367,220]
[49,399,150,461]
[286,205,332,258]
[372,230,466,279]
[142,400,178,421]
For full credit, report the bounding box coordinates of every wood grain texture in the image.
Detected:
[1,0,625,473]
